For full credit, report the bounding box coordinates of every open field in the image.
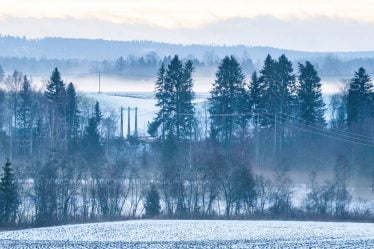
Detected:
[1,220,374,248]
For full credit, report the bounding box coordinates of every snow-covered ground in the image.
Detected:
[84,92,209,136]
[1,220,374,248]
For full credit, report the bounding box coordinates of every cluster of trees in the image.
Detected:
[0,54,374,228]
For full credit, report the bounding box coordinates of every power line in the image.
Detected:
[273,110,374,141]
[258,112,374,148]
[175,110,374,147]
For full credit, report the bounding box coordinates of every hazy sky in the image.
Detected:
[1,0,374,51]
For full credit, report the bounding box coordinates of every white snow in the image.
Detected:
[84,92,208,136]
[1,220,374,248]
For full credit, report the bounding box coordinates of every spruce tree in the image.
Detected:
[18,75,32,128]
[165,55,184,140]
[248,71,265,125]
[209,56,247,143]
[148,64,166,137]
[45,68,66,150]
[148,56,195,140]
[297,61,326,125]
[347,67,373,127]
[45,68,66,114]
[277,54,296,115]
[144,184,161,217]
[258,54,277,126]
[94,101,102,124]
[66,83,79,151]
[83,102,102,162]
[259,54,296,126]
[178,60,195,138]
[17,75,33,154]
[0,160,18,225]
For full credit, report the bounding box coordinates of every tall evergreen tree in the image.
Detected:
[66,83,79,151]
[148,64,167,138]
[45,68,67,150]
[297,61,326,125]
[45,68,66,114]
[83,102,102,162]
[148,55,195,140]
[248,71,265,124]
[0,160,18,225]
[209,56,247,143]
[347,67,373,127]
[178,60,195,138]
[94,101,102,124]
[258,55,277,126]
[17,75,33,154]
[144,184,161,217]
[259,54,295,126]
[277,55,296,115]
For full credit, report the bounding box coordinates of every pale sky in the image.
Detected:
[1,0,374,51]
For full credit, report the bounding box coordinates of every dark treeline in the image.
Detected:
[3,51,374,81]
[0,54,374,228]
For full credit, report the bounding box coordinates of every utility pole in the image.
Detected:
[9,117,12,161]
[127,107,131,138]
[98,71,101,93]
[120,107,124,138]
[134,107,138,137]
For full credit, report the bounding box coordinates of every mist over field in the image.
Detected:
[2,1,374,248]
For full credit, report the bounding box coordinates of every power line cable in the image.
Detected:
[257,111,374,148]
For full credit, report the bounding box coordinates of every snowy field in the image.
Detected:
[84,92,209,136]
[1,220,374,248]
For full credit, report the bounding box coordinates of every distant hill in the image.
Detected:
[2,35,374,61]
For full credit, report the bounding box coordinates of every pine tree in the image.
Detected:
[277,55,296,115]
[248,71,265,124]
[165,55,184,140]
[18,76,32,128]
[148,55,195,140]
[45,68,66,114]
[297,61,326,125]
[144,184,161,217]
[17,75,33,154]
[259,54,296,126]
[66,83,79,151]
[83,102,102,162]
[94,101,102,124]
[148,64,167,137]
[258,54,277,126]
[347,67,373,127]
[45,68,67,149]
[209,56,247,143]
[0,160,18,225]
[178,60,195,139]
